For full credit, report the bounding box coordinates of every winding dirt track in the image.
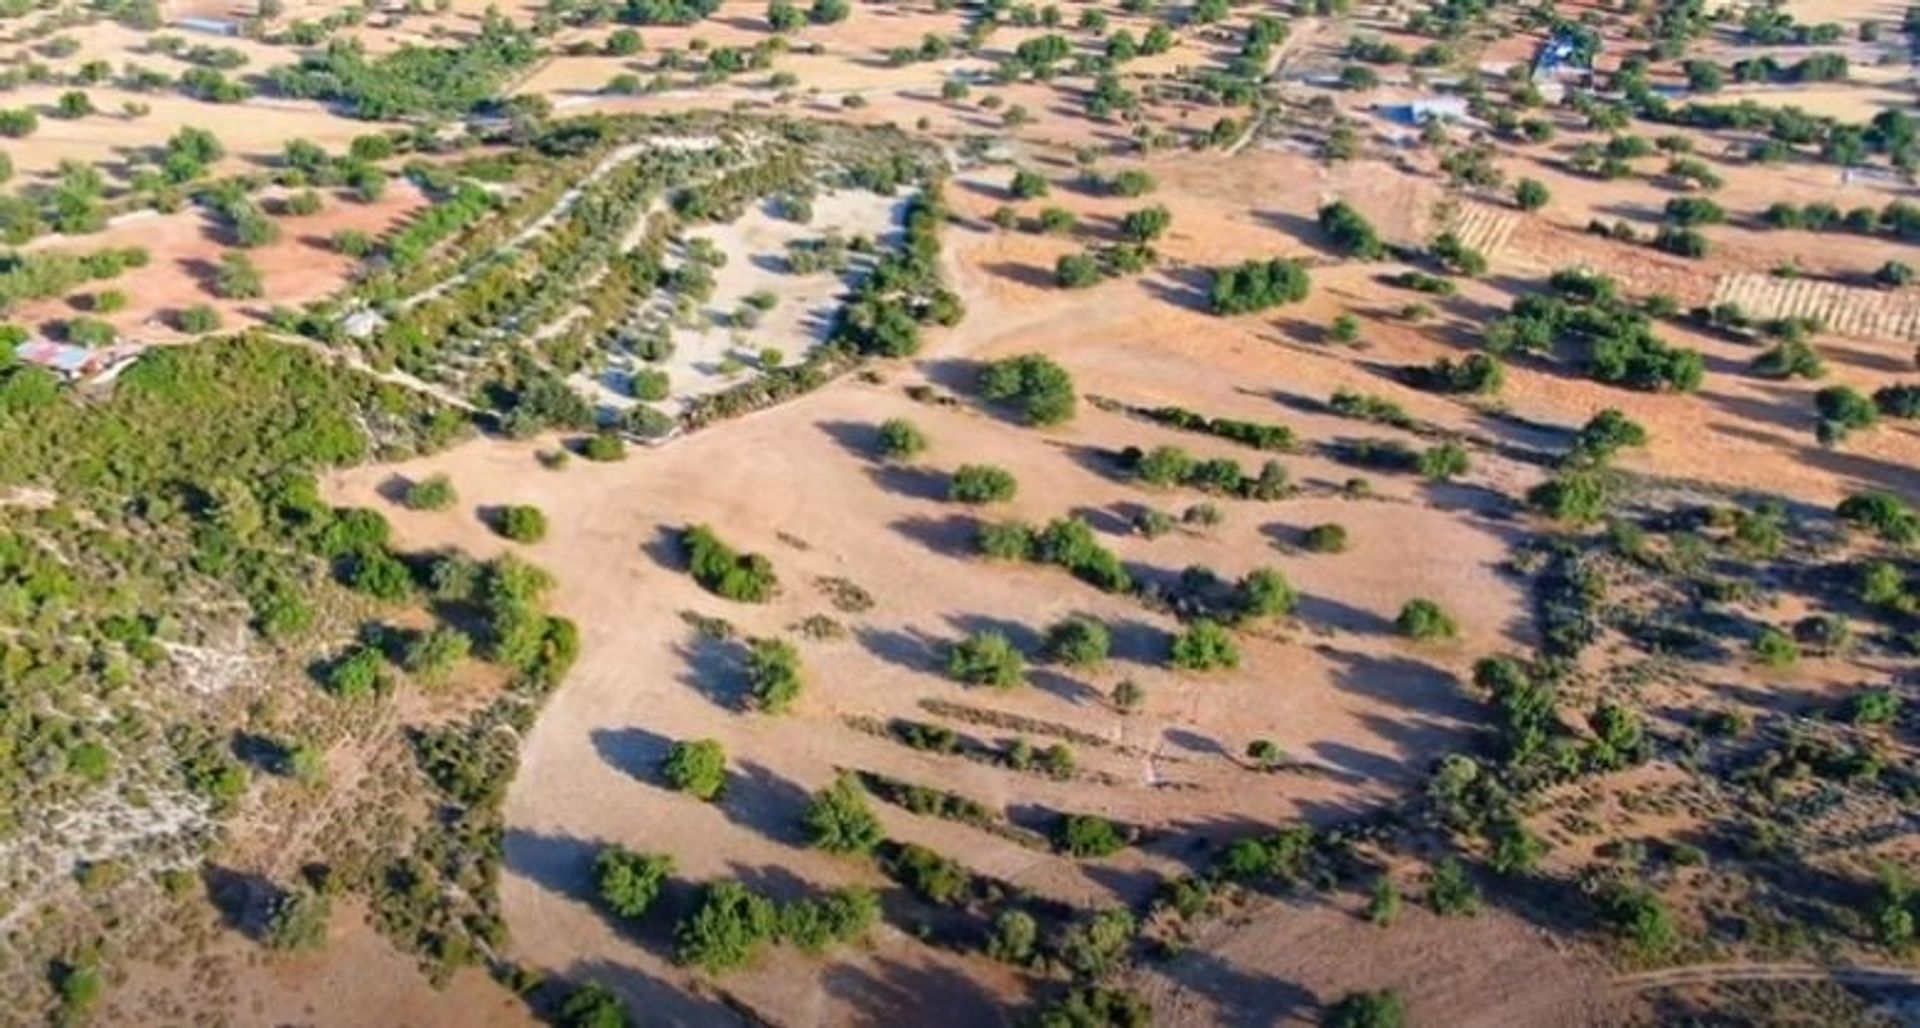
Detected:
[1613,963,1920,993]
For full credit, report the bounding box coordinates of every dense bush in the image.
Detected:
[1207,258,1311,315]
[1318,201,1386,258]
[979,354,1076,426]
[269,15,538,118]
[1046,617,1111,667]
[405,474,457,511]
[876,417,927,460]
[675,881,777,972]
[1302,523,1348,553]
[682,524,778,602]
[1837,491,1919,544]
[1815,385,1878,445]
[746,637,803,713]
[1395,598,1458,641]
[803,773,884,855]
[497,504,547,543]
[949,464,1019,504]
[595,846,673,919]
[1170,619,1240,671]
[1326,990,1406,1028]
[1528,470,1612,524]
[662,738,728,800]
[946,631,1026,688]
[1055,814,1127,857]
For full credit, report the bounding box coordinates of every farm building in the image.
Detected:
[13,340,143,383]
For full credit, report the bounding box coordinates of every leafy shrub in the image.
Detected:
[1046,617,1111,666]
[1415,442,1471,480]
[559,983,630,1028]
[1327,990,1406,1028]
[404,474,457,511]
[946,631,1025,688]
[803,773,884,855]
[979,354,1076,426]
[1303,523,1348,553]
[1318,201,1386,258]
[1396,598,1457,641]
[662,738,727,800]
[1838,491,1919,544]
[876,417,926,460]
[682,524,778,602]
[1170,619,1239,671]
[1425,858,1479,915]
[1208,257,1311,315]
[1055,814,1127,857]
[675,881,777,972]
[1237,567,1297,619]
[746,637,803,713]
[582,434,627,462]
[1815,385,1878,445]
[949,464,1019,504]
[1528,470,1611,524]
[497,505,547,543]
[595,846,673,919]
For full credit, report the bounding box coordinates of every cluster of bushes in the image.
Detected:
[1138,405,1296,452]
[1763,199,1920,240]
[681,524,778,602]
[976,516,1131,593]
[1319,201,1387,259]
[979,354,1076,426]
[1485,269,1704,393]
[834,187,962,358]
[949,464,1019,504]
[1207,257,1311,315]
[270,16,539,118]
[0,246,148,315]
[1410,353,1505,395]
[746,637,803,713]
[947,631,1026,689]
[1121,445,1292,500]
[674,880,878,972]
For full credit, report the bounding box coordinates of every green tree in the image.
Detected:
[1170,619,1240,671]
[1045,617,1110,667]
[559,983,631,1028]
[803,773,884,855]
[404,474,457,511]
[1327,990,1406,1028]
[1515,177,1550,211]
[947,631,1026,688]
[1396,598,1458,641]
[876,417,926,460]
[675,882,777,972]
[1055,814,1127,857]
[979,354,1076,426]
[949,464,1019,504]
[746,637,803,713]
[594,846,673,919]
[498,504,547,543]
[662,739,727,801]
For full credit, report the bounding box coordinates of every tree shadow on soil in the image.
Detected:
[721,760,813,848]
[671,632,751,710]
[855,624,948,674]
[201,864,284,942]
[553,957,747,1027]
[821,954,1018,1028]
[590,725,676,785]
[868,463,952,502]
[890,513,981,559]
[1150,946,1321,1027]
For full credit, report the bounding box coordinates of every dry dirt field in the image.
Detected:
[12,0,1920,1023]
